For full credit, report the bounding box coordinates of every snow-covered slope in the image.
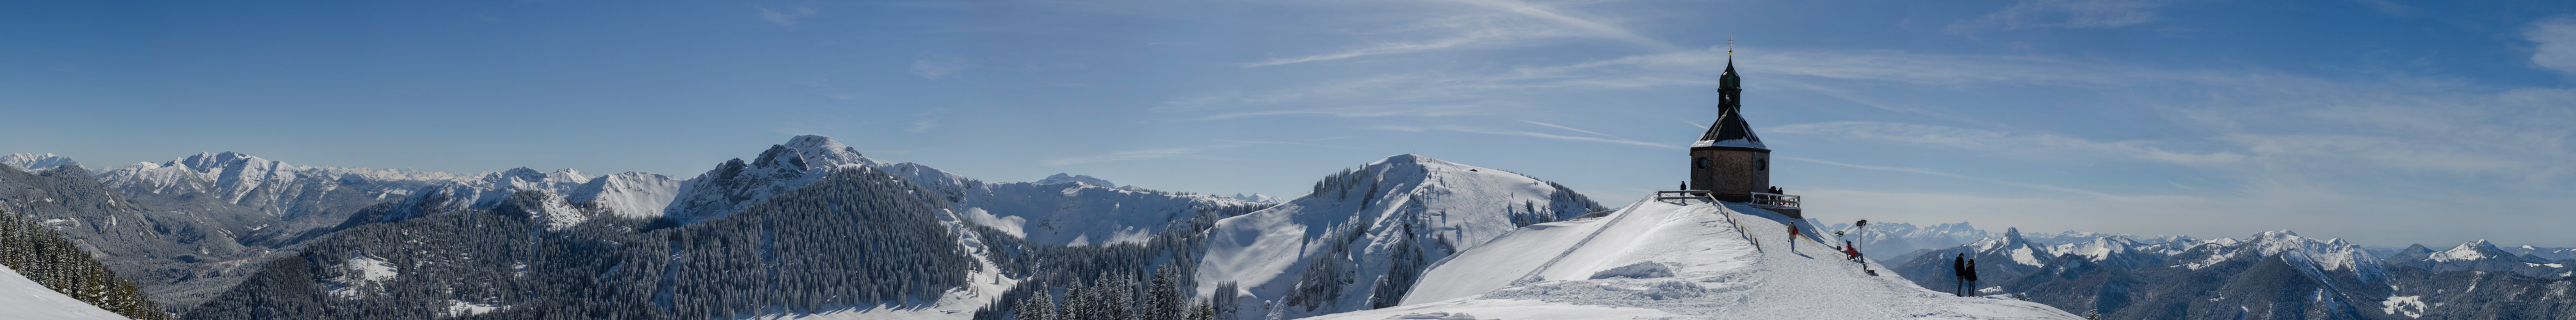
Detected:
[1194,154,1603,319]
[3,153,79,172]
[563,172,682,219]
[0,264,131,320]
[1314,198,2075,319]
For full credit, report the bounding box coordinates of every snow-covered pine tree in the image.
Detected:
[0,207,169,319]
[1014,288,1057,320]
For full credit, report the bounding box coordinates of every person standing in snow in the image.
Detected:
[1952,253,1967,296]
[1787,223,1801,252]
[1843,241,1862,262]
[1965,259,1981,296]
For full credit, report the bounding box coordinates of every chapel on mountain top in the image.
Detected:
[1687,54,1801,218]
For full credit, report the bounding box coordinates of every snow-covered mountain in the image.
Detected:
[1226,193,1280,204]
[2,153,78,172]
[97,152,472,211]
[563,172,682,219]
[2169,230,2387,281]
[2500,244,2576,261]
[1308,198,2075,319]
[654,136,1264,246]
[1195,154,1603,320]
[1033,173,1118,188]
[661,135,883,223]
[2384,239,2570,278]
[0,163,262,308]
[1823,221,1992,262]
[1942,230,2401,319]
[1893,227,2064,292]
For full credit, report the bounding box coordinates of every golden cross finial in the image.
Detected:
[1727,37,1734,56]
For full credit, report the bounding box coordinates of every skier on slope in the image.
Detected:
[1843,241,1862,262]
[1952,253,1968,296]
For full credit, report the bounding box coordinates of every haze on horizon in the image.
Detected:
[3,0,2573,248]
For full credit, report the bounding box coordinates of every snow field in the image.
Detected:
[0,264,131,319]
[1323,198,2077,319]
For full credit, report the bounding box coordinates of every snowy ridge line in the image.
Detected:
[1510,196,1656,285]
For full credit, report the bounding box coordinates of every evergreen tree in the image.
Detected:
[1013,289,1056,320]
[0,207,170,320]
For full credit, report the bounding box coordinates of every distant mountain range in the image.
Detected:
[6,137,2570,319]
[1852,223,2574,319]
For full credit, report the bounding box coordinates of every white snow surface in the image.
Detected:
[446,300,503,317]
[2,153,79,172]
[1196,154,1595,319]
[0,264,130,319]
[323,252,399,298]
[1319,198,2075,319]
[2380,296,2425,318]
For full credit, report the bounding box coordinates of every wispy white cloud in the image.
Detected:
[1517,119,1616,138]
[1945,0,2177,35]
[1246,33,1494,67]
[1246,0,1671,67]
[910,56,972,80]
[1046,148,1198,166]
[1377,124,1676,148]
[1767,121,2248,165]
[1179,47,2174,121]
[2347,0,2413,16]
[2524,16,2576,76]
[1779,156,1963,178]
[909,108,949,132]
[1215,138,1373,150]
[1442,0,1673,50]
[759,6,817,28]
[1045,138,1369,166]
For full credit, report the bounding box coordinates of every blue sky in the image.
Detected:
[4,0,2573,246]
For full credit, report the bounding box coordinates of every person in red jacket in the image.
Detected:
[1787,223,1801,252]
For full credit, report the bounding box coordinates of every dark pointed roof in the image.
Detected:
[1693,109,1765,150]
[1695,58,1766,151]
